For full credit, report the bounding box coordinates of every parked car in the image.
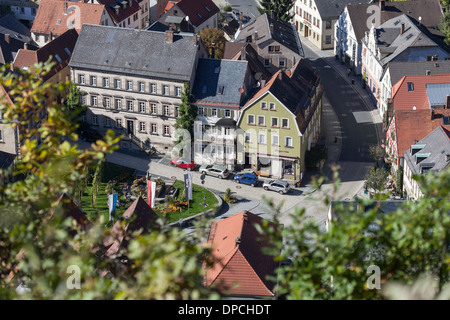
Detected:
[199,164,229,179]
[80,128,103,142]
[263,179,290,194]
[234,173,258,187]
[241,15,250,25]
[170,157,196,171]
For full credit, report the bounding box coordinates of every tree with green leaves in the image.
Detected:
[174,82,197,158]
[0,63,216,300]
[258,0,294,22]
[365,167,389,194]
[198,27,226,59]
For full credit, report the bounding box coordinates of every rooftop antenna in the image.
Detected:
[418,16,422,27]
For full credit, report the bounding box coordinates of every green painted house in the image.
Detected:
[236,59,323,181]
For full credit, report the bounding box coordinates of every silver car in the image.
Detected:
[199,164,229,179]
[263,179,290,194]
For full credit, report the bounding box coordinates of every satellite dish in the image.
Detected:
[256,81,261,87]
[186,15,189,21]
[418,16,422,21]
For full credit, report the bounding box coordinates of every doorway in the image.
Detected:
[127,120,134,135]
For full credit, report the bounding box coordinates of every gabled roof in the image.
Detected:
[96,0,140,24]
[223,42,272,80]
[192,58,249,108]
[346,0,444,43]
[314,0,372,19]
[203,211,279,297]
[239,58,321,135]
[69,24,200,82]
[374,14,446,65]
[0,23,36,65]
[233,13,304,57]
[391,74,450,111]
[13,28,78,81]
[50,193,93,233]
[31,0,105,36]
[0,14,31,37]
[403,126,450,174]
[103,196,158,258]
[174,0,219,28]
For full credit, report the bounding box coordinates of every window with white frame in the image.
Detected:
[139,82,145,92]
[163,125,170,136]
[150,104,157,114]
[258,115,265,126]
[271,117,279,127]
[139,122,146,132]
[164,105,170,116]
[285,136,293,147]
[279,58,286,68]
[150,83,156,94]
[176,87,182,97]
[258,133,266,144]
[269,102,276,110]
[248,114,255,124]
[105,117,111,127]
[282,118,289,128]
[127,100,133,111]
[79,74,85,84]
[272,135,279,146]
[244,132,251,142]
[139,101,145,113]
[261,101,267,109]
[211,108,217,117]
[115,99,122,110]
[116,118,122,128]
[225,109,231,118]
[127,80,133,91]
[104,97,110,109]
[151,123,157,134]
[115,79,121,89]
[90,76,97,86]
[0,129,3,142]
[163,85,169,96]
[103,77,109,88]
[198,107,204,115]
[91,95,98,107]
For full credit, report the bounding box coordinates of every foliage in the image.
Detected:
[0,63,215,299]
[91,160,103,206]
[223,4,232,12]
[173,82,197,157]
[257,0,294,22]
[223,188,236,204]
[198,27,226,59]
[365,167,389,194]
[259,166,450,299]
[369,144,384,167]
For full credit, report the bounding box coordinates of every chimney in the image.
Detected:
[211,42,216,58]
[260,79,266,87]
[4,34,10,44]
[193,34,198,47]
[431,54,438,61]
[270,23,274,33]
[165,29,174,43]
[379,0,385,11]
[240,45,246,61]
[24,42,29,50]
[49,31,53,41]
[400,23,405,34]
[254,30,258,41]
[243,211,248,221]
[278,71,283,81]
[446,95,450,109]
[235,237,241,245]
[445,154,450,162]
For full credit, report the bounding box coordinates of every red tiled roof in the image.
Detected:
[393,108,450,158]
[13,28,78,81]
[203,211,279,297]
[392,74,450,111]
[96,0,140,24]
[175,0,219,27]
[31,0,105,35]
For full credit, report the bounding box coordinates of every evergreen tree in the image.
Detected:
[174,82,197,157]
[258,0,294,22]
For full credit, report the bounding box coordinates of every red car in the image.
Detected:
[170,157,196,171]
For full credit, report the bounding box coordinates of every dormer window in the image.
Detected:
[217,86,224,95]
[214,66,220,74]
[202,85,207,94]
[407,82,414,91]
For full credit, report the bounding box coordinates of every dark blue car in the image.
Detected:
[234,173,258,187]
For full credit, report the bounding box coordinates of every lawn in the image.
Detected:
[155,180,219,223]
[81,162,218,225]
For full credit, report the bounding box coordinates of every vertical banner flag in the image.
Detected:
[184,173,193,200]
[108,193,117,221]
[147,180,156,208]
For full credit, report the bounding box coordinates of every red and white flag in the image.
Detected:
[147,180,156,208]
